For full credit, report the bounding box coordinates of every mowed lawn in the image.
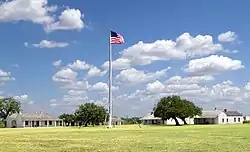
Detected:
[0,125,249,152]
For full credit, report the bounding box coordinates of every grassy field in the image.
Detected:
[0,124,249,152]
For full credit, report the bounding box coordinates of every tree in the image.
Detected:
[153,96,202,126]
[0,97,21,126]
[179,99,202,124]
[59,113,76,126]
[74,103,108,127]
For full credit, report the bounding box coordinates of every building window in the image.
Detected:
[25,121,28,125]
[222,118,224,122]
[238,118,240,122]
[234,118,236,122]
[49,121,52,125]
[45,121,47,125]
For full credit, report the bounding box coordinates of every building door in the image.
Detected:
[11,120,17,128]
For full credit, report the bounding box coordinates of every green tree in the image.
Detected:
[179,99,202,124]
[153,96,201,126]
[0,97,22,126]
[74,103,108,127]
[59,113,76,126]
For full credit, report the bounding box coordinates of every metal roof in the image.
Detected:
[9,112,59,120]
[198,111,222,118]
[225,111,243,116]
[140,113,161,120]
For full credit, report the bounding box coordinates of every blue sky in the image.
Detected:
[0,0,250,117]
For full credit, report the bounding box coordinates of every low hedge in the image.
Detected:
[243,120,250,124]
[0,121,5,128]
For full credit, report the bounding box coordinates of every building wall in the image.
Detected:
[164,117,194,125]
[143,117,194,125]
[217,112,228,124]
[244,116,250,121]
[142,119,162,125]
[223,116,244,124]
[23,120,57,127]
[6,115,23,128]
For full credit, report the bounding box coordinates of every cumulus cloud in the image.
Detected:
[52,68,77,83]
[89,82,119,93]
[166,75,214,85]
[0,0,85,31]
[116,67,171,85]
[85,66,107,78]
[32,40,69,48]
[218,31,237,43]
[53,60,62,67]
[102,58,131,70]
[184,55,244,76]
[102,32,223,70]
[0,0,56,24]
[0,69,15,84]
[14,94,33,104]
[45,9,84,32]
[67,60,92,70]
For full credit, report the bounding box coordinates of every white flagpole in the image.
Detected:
[108,32,113,128]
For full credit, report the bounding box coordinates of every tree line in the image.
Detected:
[0,95,202,127]
[59,103,109,127]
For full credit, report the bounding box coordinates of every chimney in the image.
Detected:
[224,109,227,112]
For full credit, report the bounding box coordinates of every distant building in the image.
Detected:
[244,116,250,121]
[194,109,244,125]
[141,109,245,125]
[140,113,194,125]
[112,116,122,125]
[5,112,63,128]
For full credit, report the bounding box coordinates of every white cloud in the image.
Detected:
[184,55,244,76]
[166,75,214,85]
[68,60,92,70]
[0,0,84,32]
[146,80,165,93]
[89,82,119,93]
[0,0,56,24]
[45,9,84,32]
[218,31,237,43]
[53,60,62,67]
[102,58,132,70]
[245,83,250,91]
[14,94,33,104]
[0,69,15,83]
[52,68,77,83]
[86,66,107,78]
[104,32,223,69]
[116,67,171,85]
[62,80,90,90]
[11,64,20,68]
[32,40,69,48]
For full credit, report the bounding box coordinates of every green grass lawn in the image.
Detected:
[0,124,249,152]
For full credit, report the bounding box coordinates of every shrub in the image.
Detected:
[243,120,250,124]
[0,121,5,128]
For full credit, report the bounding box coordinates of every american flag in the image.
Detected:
[110,31,124,44]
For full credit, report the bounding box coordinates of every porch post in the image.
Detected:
[47,120,49,127]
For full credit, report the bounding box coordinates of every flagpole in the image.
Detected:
[108,32,113,128]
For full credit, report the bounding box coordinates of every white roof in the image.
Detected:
[140,113,161,120]
[197,110,222,118]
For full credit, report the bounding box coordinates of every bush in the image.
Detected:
[243,120,250,124]
[0,121,5,128]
